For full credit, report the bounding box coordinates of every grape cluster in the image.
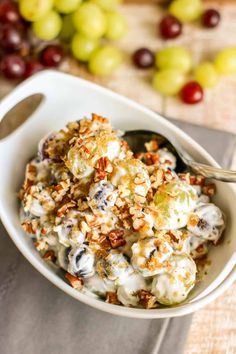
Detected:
[132,0,236,104]
[0,0,127,80]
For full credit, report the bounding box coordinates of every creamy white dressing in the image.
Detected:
[157,148,177,169]
[151,254,196,305]
[117,273,147,307]
[85,273,116,295]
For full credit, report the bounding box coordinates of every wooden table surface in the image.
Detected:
[0,1,235,353]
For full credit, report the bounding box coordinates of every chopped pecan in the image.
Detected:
[129,206,143,218]
[202,183,216,196]
[34,239,48,251]
[84,214,99,227]
[65,273,84,289]
[137,290,157,309]
[91,113,109,124]
[195,175,205,186]
[168,230,182,242]
[189,175,196,185]
[43,250,56,262]
[57,201,76,217]
[146,189,154,202]
[79,145,90,159]
[27,164,37,173]
[106,292,121,305]
[41,227,47,235]
[133,218,145,231]
[150,168,164,189]
[188,214,199,227]
[120,139,130,151]
[79,220,90,234]
[145,140,159,152]
[134,194,146,204]
[108,229,126,249]
[95,157,113,173]
[145,152,159,165]
[87,232,107,244]
[178,173,190,184]
[21,221,36,234]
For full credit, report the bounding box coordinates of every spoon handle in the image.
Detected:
[184,160,236,182]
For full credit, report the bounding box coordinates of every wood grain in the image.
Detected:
[0,2,235,354]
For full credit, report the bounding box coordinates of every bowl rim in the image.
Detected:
[0,70,236,318]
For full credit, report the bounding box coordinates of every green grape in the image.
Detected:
[19,0,53,22]
[169,0,202,22]
[214,47,236,75]
[91,0,122,11]
[54,0,82,14]
[73,3,106,40]
[105,11,128,40]
[33,11,62,40]
[155,46,192,73]
[195,62,219,88]
[152,69,185,96]
[89,46,122,76]
[60,14,75,41]
[71,33,99,62]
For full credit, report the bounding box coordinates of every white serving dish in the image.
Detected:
[0,70,235,319]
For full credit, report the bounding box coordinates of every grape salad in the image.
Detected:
[19,114,225,308]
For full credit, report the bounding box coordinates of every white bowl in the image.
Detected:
[0,70,235,319]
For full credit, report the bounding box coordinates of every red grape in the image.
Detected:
[159,15,182,39]
[0,0,20,24]
[24,60,44,78]
[180,81,204,104]
[202,9,220,28]
[132,48,155,69]
[1,54,25,79]
[40,45,64,67]
[0,25,23,52]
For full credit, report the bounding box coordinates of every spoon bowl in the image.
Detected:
[124,130,236,182]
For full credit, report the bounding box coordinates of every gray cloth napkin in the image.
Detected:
[0,120,235,354]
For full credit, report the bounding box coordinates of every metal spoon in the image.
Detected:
[123,130,236,182]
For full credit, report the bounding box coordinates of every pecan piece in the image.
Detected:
[43,250,56,262]
[21,221,36,234]
[106,292,121,305]
[96,157,113,173]
[91,113,108,124]
[137,290,157,309]
[57,201,76,217]
[87,232,107,244]
[145,139,159,152]
[133,218,145,231]
[108,229,126,249]
[145,152,159,165]
[65,273,84,289]
[202,183,216,196]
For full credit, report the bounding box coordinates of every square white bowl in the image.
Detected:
[0,70,235,318]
